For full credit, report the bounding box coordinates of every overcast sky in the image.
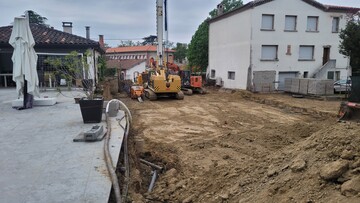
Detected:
[0,0,358,47]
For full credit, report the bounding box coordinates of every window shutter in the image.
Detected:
[262,15,273,29]
[261,46,277,60]
[307,17,317,31]
[299,46,314,60]
[285,16,296,31]
[332,17,339,32]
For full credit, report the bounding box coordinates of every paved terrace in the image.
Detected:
[0,88,125,203]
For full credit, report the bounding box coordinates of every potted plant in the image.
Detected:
[45,50,103,123]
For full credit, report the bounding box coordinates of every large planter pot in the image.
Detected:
[79,97,104,123]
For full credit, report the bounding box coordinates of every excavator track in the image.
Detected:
[182,88,193,95]
[145,89,157,101]
[176,91,184,100]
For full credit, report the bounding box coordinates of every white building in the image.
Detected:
[106,59,146,82]
[208,0,360,91]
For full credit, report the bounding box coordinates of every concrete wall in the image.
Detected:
[209,9,252,89]
[253,71,276,92]
[285,78,334,95]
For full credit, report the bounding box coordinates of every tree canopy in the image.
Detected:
[173,43,188,63]
[339,14,360,75]
[187,0,243,72]
[187,21,209,71]
[209,0,243,17]
[117,40,142,47]
[25,10,49,27]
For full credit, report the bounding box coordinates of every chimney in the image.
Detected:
[62,22,72,34]
[217,3,224,15]
[99,35,104,47]
[85,26,90,39]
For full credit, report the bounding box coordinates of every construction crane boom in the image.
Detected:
[156,0,164,67]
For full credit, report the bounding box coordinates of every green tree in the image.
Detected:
[25,10,49,27]
[117,40,142,47]
[187,21,209,71]
[173,43,188,63]
[187,0,242,71]
[209,0,243,17]
[339,14,360,75]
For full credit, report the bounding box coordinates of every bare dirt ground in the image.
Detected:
[119,88,360,203]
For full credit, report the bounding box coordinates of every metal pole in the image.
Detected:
[156,0,164,67]
[139,158,163,171]
[148,170,158,192]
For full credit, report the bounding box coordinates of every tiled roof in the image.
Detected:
[106,59,146,70]
[0,24,100,48]
[209,0,360,23]
[106,45,175,54]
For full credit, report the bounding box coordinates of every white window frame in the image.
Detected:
[261,14,275,31]
[228,71,235,80]
[261,45,278,61]
[299,45,315,61]
[332,17,340,33]
[284,15,297,31]
[307,16,319,32]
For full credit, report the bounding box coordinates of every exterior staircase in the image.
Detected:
[311,59,336,78]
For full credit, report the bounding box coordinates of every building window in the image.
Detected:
[304,71,308,78]
[328,71,341,80]
[261,45,278,60]
[228,71,235,80]
[211,69,216,78]
[327,71,334,80]
[285,15,297,31]
[261,14,274,30]
[299,45,315,60]
[307,16,319,32]
[332,17,340,33]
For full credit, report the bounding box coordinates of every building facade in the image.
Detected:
[106,59,146,82]
[106,45,175,68]
[208,0,359,90]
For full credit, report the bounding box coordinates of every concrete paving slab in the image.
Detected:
[12,97,57,107]
[0,88,125,203]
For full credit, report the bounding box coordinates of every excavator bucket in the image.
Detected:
[338,102,360,121]
[338,76,360,121]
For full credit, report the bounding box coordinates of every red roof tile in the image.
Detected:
[0,24,100,48]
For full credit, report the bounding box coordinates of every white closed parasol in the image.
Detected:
[9,16,39,108]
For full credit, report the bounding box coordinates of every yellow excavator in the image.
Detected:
[144,0,184,101]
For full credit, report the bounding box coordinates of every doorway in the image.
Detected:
[323,47,330,65]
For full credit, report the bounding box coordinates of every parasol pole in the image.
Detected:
[22,11,30,109]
